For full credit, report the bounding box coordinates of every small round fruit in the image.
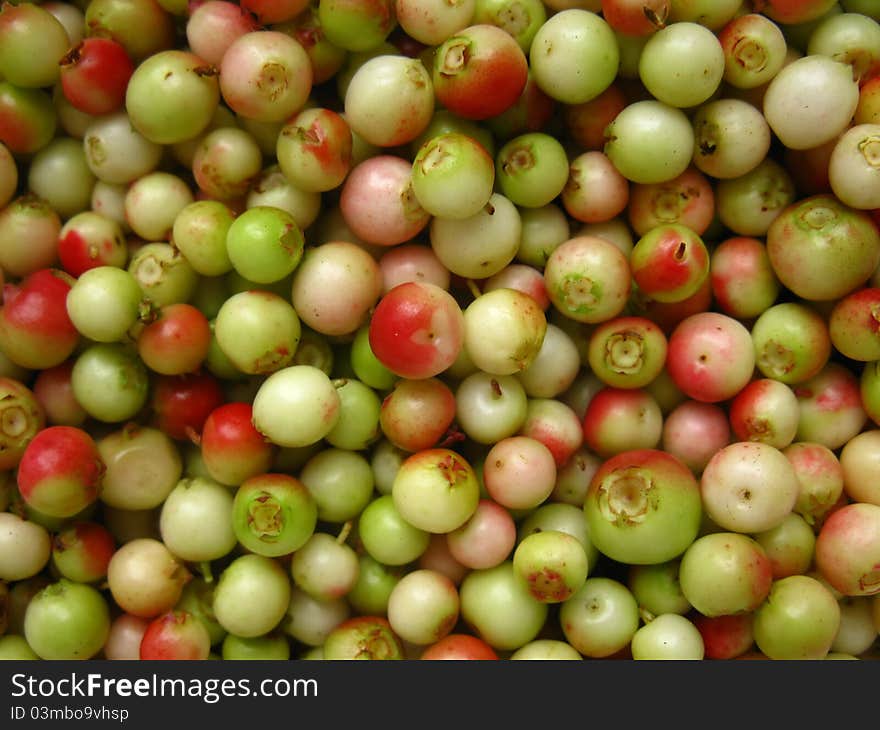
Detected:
[392,449,480,534]
[251,366,341,448]
[23,580,110,660]
[584,448,702,566]
[512,530,589,604]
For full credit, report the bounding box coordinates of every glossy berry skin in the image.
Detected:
[794,363,867,452]
[125,50,220,146]
[752,574,841,660]
[692,613,754,661]
[0,82,56,155]
[759,0,838,24]
[584,448,702,566]
[139,610,211,660]
[582,387,663,457]
[84,0,176,64]
[751,302,831,386]
[241,0,309,24]
[710,236,780,321]
[716,13,787,91]
[766,194,880,303]
[420,633,500,660]
[51,522,116,584]
[665,312,755,403]
[410,131,496,220]
[318,0,396,53]
[630,224,710,304]
[218,30,313,124]
[368,281,464,380]
[59,38,134,116]
[17,426,105,519]
[392,448,480,533]
[432,24,529,121]
[529,10,619,107]
[185,1,262,65]
[57,212,128,279]
[339,154,431,247]
[543,235,632,325]
[828,287,880,362]
[344,54,434,148]
[200,402,276,486]
[815,502,880,597]
[23,579,111,661]
[661,400,731,475]
[0,3,70,89]
[150,372,225,442]
[137,304,212,376]
[520,398,584,469]
[728,378,799,449]
[276,107,353,193]
[0,193,61,278]
[565,85,627,152]
[601,0,669,37]
[323,616,404,660]
[678,532,773,617]
[379,378,457,453]
[0,269,79,370]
